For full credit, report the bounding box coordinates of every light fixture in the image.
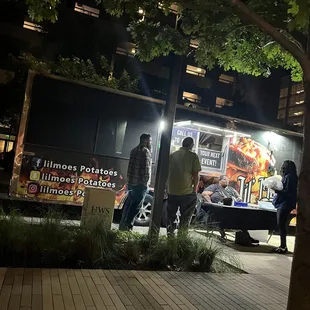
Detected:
[296,90,304,94]
[159,120,165,131]
[191,122,251,137]
[296,100,304,105]
[131,48,136,54]
[294,112,303,116]
[263,131,279,142]
[173,120,251,137]
[174,120,192,127]
[138,8,144,14]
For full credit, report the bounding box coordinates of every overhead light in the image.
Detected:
[174,121,192,127]
[296,100,304,105]
[191,122,251,137]
[263,131,279,142]
[294,122,302,126]
[294,112,303,116]
[159,120,165,131]
[296,90,304,94]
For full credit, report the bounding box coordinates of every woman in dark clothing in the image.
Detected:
[272,160,298,254]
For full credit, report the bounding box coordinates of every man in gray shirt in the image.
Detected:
[202,175,241,203]
[202,175,259,244]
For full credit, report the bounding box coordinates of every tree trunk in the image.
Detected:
[148,56,183,241]
[287,71,310,310]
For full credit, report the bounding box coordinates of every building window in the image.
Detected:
[23,20,43,32]
[277,109,285,120]
[158,3,180,14]
[216,97,233,108]
[291,83,304,95]
[219,74,236,84]
[74,3,99,17]
[279,88,288,98]
[278,98,287,110]
[182,91,201,104]
[288,106,305,117]
[116,43,136,57]
[186,65,206,77]
[189,39,199,49]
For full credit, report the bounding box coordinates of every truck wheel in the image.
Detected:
[134,194,153,226]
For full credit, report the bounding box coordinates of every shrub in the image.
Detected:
[0,211,225,272]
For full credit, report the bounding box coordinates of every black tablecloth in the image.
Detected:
[201,202,277,231]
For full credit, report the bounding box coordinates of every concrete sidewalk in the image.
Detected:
[0,251,291,310]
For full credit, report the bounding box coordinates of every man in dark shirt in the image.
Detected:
[119,134,152,231]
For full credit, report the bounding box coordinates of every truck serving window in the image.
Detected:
[25,76,161,159]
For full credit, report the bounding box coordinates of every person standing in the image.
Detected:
[119,134,152,231]
[272,160,298,254]
[167,137,201,235]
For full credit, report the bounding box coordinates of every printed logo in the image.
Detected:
[31,157,43,170]
[30,170,40,181]
[27,183,40,194]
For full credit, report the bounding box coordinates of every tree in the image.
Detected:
[1,52,138,126]
[20,1,310,307]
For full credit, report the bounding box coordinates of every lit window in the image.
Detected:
[116,43,136,57]
[219,74,236,84]
[189,39,199,49]
[158,2,180,14]
[23,20,43,32]
[186,65,206,77]
[288,106,304,117]
[182,91,201,104]
[74,3,99,17]
[291,83,304,95]
[0,140,5,153]
[137,7,145,21]
[7,141,14,152]
[216,97,233,108]
[294,122,302,126]
[170,4,180,14]
[296,100,304,105]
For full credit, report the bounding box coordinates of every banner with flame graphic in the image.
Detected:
[227,137,276,204]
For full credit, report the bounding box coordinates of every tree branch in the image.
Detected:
[231,0,308,68]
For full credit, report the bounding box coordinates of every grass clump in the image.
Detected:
[0,211,230,272]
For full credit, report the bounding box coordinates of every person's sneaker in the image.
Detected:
[274,247,288,254]
[249,236,260,244]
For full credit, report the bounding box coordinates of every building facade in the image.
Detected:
[0,0,283,141]
[277,76,305,131]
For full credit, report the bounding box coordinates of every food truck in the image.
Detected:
[10,71,303,226]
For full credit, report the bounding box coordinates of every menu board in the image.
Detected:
[198,148,222,170]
